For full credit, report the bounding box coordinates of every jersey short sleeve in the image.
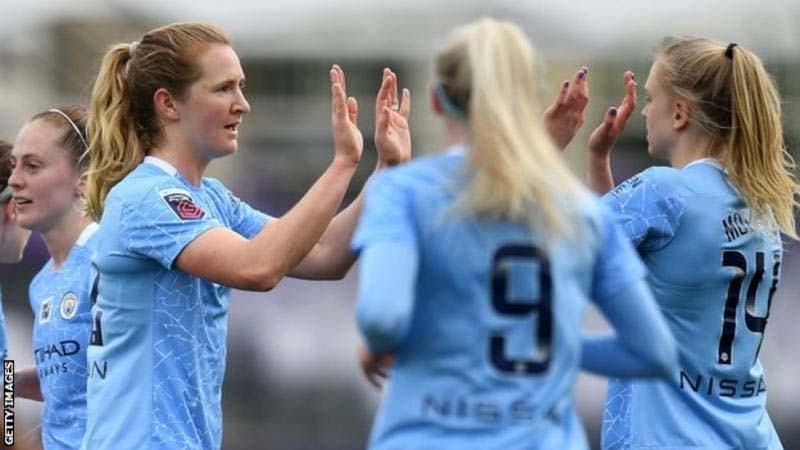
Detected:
[205,178,270,239]
[601,167,684,252]
[352,171,417,253]
[120,185,221,269]
[591,205,648,302]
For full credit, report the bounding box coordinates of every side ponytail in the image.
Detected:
[85,43,145,221]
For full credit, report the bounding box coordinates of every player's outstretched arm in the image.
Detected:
[288,68,412,280]
[582,279,677,378]
[175,65,363,290]
[586,70,636,194]
[543,66,590,151]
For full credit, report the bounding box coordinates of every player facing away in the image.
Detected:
[586,37,799,449]
[353,18,678,450]
[8,106,97,449]
[81,22,410,449]
[0,139,32,360]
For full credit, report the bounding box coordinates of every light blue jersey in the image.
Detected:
[601,160,783,449]
[82,157,270,450]
[353,147,647,450]
[29,222,98,449]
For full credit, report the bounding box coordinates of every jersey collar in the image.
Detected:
[683,157,725,172]
[143,156,179,177]
[76,222,100,247]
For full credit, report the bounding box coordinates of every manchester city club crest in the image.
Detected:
[60,293,79,320]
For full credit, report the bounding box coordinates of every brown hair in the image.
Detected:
[30,106,90,173]
[86,21,231,220]
[0,139,12,194]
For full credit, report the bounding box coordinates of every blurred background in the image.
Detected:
[1,0,798,448]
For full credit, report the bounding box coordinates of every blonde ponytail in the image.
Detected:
[85,43,146,221]
[656,37,799,239]
[437,18,585,241]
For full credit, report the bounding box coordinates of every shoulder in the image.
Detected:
[611,166,682,197]
[373,150,464,191]
[106,164,186,210]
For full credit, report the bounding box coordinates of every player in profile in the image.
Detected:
[0,139,32,360]
[353,18,678,449]
[81,21,411,449]
[9,106,97,449]
[585,36,798,449]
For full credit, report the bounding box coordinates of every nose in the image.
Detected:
[8,163,23,189]
[641,104,648,117]
[234,89,251,115]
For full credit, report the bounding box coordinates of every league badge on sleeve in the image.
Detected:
[159,188,206,221]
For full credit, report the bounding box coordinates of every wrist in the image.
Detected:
[331,156,360,173]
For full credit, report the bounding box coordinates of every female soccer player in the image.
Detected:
[9,106,97,449]
[353,18,678,450]
[81,22,410,449]
[0,139,32,360]
[587,37,798,449]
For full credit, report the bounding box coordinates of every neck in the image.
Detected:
[668,130,716,169]
[150,134,209,186]
[443,118,468,148]
[41,209,93,269]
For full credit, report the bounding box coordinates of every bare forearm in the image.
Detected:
[250,159,358,283]
[587,151,615,194]
[14,365,42,401]
[290,191,362,280]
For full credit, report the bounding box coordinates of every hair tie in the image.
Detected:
[129,41,139,59]
[725,43,738,59]
[434,84,467,121]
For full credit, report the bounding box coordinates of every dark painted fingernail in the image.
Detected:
[563,81,569,87]
[609,107,618,117]
[578,71,585,79]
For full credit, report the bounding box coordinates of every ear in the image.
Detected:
[672,97,691,131]
[430,87,445,116]
[153,87,181,122]
[74,173,87,198]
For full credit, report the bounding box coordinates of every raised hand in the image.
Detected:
[357,344,394,389]
[588,70,637,157]
[374,67,411,168]
[330,64,364,166]
[543,67,590,151]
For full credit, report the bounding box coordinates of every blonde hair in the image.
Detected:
[86,22,231,220]
[656,36,799,239]
[436,18,585,241]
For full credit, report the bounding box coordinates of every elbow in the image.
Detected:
[356,306,407,353]
[326,261,355,280]
[646,335,679,379]
[239,264,287,292]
